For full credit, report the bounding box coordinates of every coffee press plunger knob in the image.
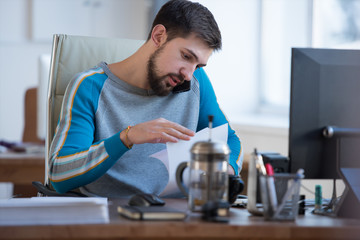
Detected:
[208,115,214,141]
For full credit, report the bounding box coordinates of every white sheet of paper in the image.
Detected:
[0,197,109,225]
[150,123,228,196]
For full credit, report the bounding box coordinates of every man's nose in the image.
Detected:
[180,65,196,81]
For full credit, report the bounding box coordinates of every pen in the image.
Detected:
[265,163,278,210]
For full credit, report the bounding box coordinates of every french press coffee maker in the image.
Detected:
[176,116,230,212]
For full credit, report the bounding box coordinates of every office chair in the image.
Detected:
[32,34,144,196]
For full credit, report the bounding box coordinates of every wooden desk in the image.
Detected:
[1,199,359,240]
[0,152,45,197]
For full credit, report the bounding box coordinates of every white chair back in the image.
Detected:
[45,34,144,185]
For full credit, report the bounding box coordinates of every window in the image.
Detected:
[313,0,360,49]
[196,0,360,125]
[259,0,311,112]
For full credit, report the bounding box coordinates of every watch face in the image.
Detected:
[172,81,190,93]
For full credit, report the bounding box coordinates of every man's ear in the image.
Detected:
[151,24,167,48]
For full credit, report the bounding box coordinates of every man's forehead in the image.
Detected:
[173,35,213,60]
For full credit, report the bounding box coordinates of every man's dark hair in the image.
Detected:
[147,0,222,51]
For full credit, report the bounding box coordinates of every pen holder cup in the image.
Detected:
[260,173,302,221]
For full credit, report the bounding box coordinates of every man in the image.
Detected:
[49,0,242,197]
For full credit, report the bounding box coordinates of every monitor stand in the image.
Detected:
[312,172,360,219]
[335,168,360,219]
[313,126,360,219]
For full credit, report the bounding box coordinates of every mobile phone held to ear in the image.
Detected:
[172,81,190,93]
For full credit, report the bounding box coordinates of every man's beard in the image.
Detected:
[147,45,184,96]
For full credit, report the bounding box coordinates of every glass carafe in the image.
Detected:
[176,141,230,212]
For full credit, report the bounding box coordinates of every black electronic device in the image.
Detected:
[128,193,165,207]
[228,175,245,204]
[289,48,360,219]
[172,80,190,93]
[255,152,289,203]
[261,152,289,173]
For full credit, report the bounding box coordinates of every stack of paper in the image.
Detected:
[0,197,109,225]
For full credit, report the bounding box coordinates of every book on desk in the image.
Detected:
[117,205,186,220]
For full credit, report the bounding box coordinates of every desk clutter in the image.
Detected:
[0,140,44,154]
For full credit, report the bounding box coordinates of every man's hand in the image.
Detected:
[228,164,235,175]
[120,118,195,147]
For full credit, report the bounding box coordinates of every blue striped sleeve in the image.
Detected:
[48,68,129,193]
[194,68,243,175]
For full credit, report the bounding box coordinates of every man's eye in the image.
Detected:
[182,53,190,60]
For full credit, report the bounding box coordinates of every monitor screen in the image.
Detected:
[289,48,360,179]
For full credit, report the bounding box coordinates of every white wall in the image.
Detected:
[198,0,261,119]
[0,0,152,142]
[0,0,52,142]
[0,42,52,141]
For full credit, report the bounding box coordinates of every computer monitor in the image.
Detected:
[289,48,360,219]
